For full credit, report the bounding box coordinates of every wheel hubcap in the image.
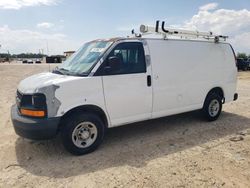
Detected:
[208,99,220,117]
[72,122,98,148]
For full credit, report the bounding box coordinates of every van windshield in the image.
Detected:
[54,41,113,76]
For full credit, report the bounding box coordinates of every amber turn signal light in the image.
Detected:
[20,109,45,117]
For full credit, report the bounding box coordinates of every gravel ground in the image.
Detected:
[0,64,250,188]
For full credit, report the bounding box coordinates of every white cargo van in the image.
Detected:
[11,23,238,155]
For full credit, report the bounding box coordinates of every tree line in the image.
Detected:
[237,53,250,60]
[1,52,250,60]
[0,53,47,59]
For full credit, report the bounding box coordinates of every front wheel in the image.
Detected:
[202,93,222,121]
[61,112,106,155]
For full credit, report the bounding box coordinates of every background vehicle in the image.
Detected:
[247,59,250,70]
[11,24,238,155]
[237,58,249,71]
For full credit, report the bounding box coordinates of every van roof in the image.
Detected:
[95,37,229,44]
[91,37,229,45]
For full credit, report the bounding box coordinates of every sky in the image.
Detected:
[0,0,250,55]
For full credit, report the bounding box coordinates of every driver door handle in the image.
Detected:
[147,75,151,87]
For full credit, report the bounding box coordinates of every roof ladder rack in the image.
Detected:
[137,21,228,42]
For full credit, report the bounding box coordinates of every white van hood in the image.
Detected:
[18,72,80,94]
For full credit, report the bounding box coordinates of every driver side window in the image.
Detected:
[96,42,146,76]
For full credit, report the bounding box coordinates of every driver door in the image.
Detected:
[97,42,153,126]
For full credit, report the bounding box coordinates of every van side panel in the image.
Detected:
[146,39,237,118]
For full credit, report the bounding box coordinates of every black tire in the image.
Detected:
[202,93,222,121]
[61,112,106,155]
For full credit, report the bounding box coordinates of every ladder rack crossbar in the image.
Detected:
[138,23,228,42]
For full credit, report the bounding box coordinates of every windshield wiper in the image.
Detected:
[52,67,88,76]
[52,67,70,75]
[70,72,88,77]
[52,69,64,75]
[59,68,70,72]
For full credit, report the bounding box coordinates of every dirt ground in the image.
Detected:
[0,64,250,188]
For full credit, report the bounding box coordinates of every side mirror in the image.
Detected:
[104,56,121,74]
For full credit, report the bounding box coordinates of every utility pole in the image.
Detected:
[7,50,10,63]
[46,40,51,71]
[46,40,49,56]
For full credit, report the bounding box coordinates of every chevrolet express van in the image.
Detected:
[11,25,238,155]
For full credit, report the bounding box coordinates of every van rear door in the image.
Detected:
[98,42,152,126]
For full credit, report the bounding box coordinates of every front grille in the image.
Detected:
[17,90,22,100]
[16,90,22,108]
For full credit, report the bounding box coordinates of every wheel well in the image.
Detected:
[60,105,108,128]
[206,87,224,102]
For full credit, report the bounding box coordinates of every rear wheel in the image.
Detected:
[61,112,105,155]
[202,93,222,121]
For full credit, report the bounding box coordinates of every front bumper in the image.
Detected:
[11,105,60,140]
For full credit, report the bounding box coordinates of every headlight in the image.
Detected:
[31,94,47,108]
[17,91,47,118]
